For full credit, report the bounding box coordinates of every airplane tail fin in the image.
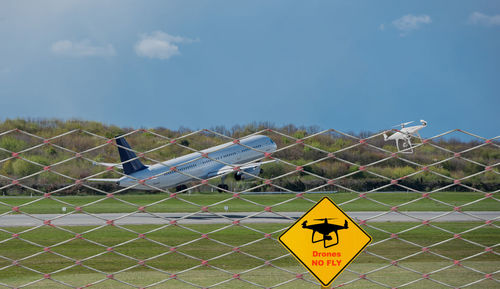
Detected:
[115,137,147,175]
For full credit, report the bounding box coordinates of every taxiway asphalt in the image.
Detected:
[1,211,498,227]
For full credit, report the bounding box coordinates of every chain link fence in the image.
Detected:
[0,123,498,288]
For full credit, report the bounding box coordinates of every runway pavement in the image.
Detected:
[1,211,498,227]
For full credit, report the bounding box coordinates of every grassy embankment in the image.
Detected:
[0,222,498,289]
[0,191,497,214]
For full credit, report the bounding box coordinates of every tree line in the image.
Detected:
[0,118,498,195]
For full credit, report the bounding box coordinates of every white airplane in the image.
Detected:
[383,120,427,153]
[90,135,277,192]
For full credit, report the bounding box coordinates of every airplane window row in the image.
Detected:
[179,163,197,171]
[222,151,238,158]
[165,162,198,174]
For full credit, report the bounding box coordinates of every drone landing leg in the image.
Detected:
[416,132,423,141]
[311,231,323,244]
[324,231,340,249]
[407,139,414,154]
[400,138,413,154]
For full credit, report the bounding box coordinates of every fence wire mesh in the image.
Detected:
[0,124,498,289]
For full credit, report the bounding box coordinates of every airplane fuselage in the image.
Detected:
[117,135,277,190]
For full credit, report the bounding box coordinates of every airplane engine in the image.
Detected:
[234,166,262,181]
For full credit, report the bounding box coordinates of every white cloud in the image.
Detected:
[469,12,500,26]
[134,31,197,60]
[392,14,432,35]
[379,24,385,31]
[51,40,116,57]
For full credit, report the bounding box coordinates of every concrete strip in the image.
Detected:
[0,211,498,227]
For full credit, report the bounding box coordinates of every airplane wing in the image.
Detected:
[92,162,124,170]
[208,160,275,178]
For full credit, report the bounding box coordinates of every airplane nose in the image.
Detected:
[269,139,277,152]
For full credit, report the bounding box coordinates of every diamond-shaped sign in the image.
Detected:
[279,197,372,287]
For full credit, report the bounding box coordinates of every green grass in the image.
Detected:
[0,222,498,288]
[2,263,499,289]
[0,191,498,214]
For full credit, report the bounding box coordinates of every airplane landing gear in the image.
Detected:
[217,184,229,192]
[217,175,229,192]
[176,185,188,192]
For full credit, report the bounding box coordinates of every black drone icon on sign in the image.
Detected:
[302,218,349,248]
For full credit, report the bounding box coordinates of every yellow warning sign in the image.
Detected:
[279,197,372,287]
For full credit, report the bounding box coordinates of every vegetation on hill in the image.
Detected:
[0,118,498,195]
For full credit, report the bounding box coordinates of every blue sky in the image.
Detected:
[0,0,499,138]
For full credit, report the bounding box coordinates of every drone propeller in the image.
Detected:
[393,121,414,128]
[314,218,337,221]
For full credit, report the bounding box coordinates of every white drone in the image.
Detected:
[383,120,427,153]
